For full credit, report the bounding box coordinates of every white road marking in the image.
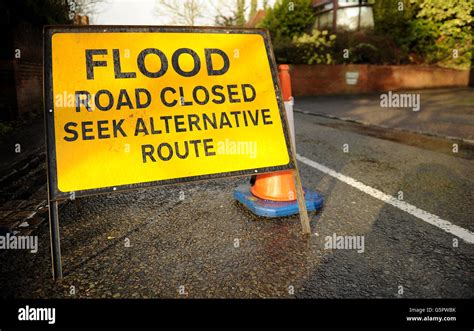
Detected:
[297,154,474,244]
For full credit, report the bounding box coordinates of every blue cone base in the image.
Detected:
[233,184,324,218]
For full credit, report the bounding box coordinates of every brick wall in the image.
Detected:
[290,64,471,96]
[1,21,43,120]
[13,61,43,117]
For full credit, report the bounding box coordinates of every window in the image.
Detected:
[312,0,374,32]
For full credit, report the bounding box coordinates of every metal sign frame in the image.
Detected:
[43,25,308,280]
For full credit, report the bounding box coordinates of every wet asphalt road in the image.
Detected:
[295,88,474,141]
[0,111,473,299]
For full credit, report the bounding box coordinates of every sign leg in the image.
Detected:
[292,168,311,234]
[48,200,63,280]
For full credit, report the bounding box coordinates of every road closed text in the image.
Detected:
[62,48,274,163]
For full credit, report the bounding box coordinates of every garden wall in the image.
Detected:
[290,64,471,96]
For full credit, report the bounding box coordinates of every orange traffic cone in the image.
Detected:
[250,65,296,202]
[233,64,323,218]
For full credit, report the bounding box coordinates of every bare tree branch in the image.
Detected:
[73,0,109,18]
[213,0,249,26]
[155,0,208,26]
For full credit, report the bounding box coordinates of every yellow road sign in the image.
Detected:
[44,26,293,198]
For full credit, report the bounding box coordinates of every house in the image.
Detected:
[312,0,374,31]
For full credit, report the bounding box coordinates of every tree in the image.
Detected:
[235,0,246,26]
[409,0,472,69]
[259,0,314,42]
[73,0,108,20]
[372,0,421,61]
[262,0,269,10]
[4,0,71,26]
[372,0,472,69]
[155,0,207,26]
[214,15,237,26]
[373,0,421,37]
[249,0,257,21]
[214,0,247,27]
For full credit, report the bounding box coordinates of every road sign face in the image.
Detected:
[44,26,293,199]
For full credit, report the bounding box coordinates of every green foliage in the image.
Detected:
[236,0,246,26]
[265,0,472,68]
[373,0,421,36]
[292,30,336,64]
[408,0,473,69]
[273,29,335,64]
[351,43,380,64]
[0,122,13,137]
[372,0,422,62]
[259,0,314,42]
[372,0,472,69]
[260,0,318,64]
